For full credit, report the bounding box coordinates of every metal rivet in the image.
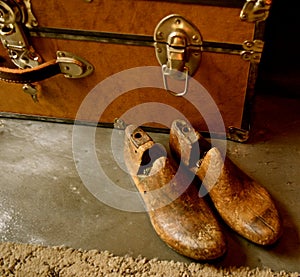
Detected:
[240,13,247,20]
[182,126,191,133]
[157,31,163,38]
[243,53,250,60]
[246,41,252,48]
[192,35,199,42]
[57,51,65,57]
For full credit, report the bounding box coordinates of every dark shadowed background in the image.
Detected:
[256,0,300,97]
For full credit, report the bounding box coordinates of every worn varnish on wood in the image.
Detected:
[169,119,282,245]
[123,124,227,260]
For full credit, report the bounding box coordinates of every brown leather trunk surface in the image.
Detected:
[0,0,255,133]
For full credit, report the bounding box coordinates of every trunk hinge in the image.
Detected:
[241,39,264,64]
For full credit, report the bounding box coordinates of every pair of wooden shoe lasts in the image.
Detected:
[123,119,282,261]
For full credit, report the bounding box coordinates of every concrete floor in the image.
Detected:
[0,94,299,272]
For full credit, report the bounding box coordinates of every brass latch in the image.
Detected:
[0,0,94,101]
[154,14,202,96]
[240,0,272,22]
[0,0,41,69]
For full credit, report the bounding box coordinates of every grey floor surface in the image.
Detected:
[0,94,299,273]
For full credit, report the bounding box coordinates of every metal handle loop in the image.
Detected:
[162,64,189,97]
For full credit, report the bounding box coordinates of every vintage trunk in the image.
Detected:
[0,0,271,142]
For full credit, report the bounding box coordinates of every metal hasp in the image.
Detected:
[240,0,272,22]
[0,0,94,101]
[154,14,202,96]
[0,0,41,69]
[0,0,42,101]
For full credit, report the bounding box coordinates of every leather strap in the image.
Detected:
[0,60,61,84]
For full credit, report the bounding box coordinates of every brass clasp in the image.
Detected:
[240,0,272,22]
[154,15,202,96]
[0,0,41,69]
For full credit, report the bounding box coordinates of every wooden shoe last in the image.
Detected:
[124,125,227,260]
[169,119,282,245]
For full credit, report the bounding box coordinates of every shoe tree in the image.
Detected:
[124,125,227,260]
[169,119,282,245]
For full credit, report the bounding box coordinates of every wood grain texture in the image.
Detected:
[123,125,227,260]
[169,119,282,245]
